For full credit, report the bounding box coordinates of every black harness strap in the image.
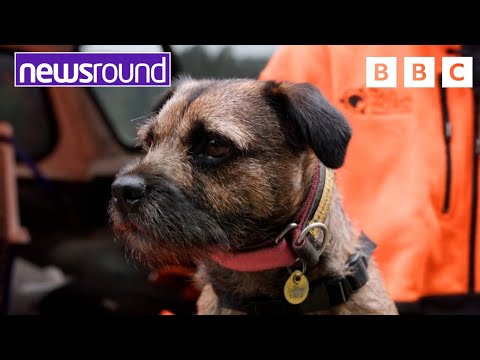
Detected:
[216,232,376,315]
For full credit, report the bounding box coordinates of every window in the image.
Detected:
[80,45,279,149]
[172,45,279,79]
[79,45,167,149]
[0,52,56,160]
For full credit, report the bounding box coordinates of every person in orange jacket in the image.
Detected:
[260,45,480,314]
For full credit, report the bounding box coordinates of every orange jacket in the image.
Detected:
[260,45,479,303]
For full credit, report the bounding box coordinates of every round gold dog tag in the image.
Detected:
[284,270,309,305]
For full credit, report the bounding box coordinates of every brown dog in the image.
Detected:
[110,77,398,315]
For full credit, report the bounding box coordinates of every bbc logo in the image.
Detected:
[366,57,473,88]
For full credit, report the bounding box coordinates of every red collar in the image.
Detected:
[211,161,335,272]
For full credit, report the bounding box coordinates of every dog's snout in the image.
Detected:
[112,175,146,212]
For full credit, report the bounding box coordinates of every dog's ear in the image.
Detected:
[151,76,192,113]
[264,81,352,169]
[151,85,177,113]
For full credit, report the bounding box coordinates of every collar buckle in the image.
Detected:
[274,223,298,244]
[292,222,330,267]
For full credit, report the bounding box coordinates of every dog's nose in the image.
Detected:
[111,175,146,212]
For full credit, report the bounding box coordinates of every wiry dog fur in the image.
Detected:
[109,77,398,315]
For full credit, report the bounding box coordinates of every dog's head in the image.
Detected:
[109,78,351,268]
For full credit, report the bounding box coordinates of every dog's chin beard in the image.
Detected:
[109,197,233,268]
[113,225,214,269]
[110,212,230,270]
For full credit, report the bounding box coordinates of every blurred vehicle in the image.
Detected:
[0,44,278,314]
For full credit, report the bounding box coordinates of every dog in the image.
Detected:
[109,77,398,315]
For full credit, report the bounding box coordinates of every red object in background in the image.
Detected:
[149,265,200,314]
[159,309,175,315]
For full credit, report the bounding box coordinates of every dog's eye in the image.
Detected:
[202,138,231,158]
[188,126,235,166]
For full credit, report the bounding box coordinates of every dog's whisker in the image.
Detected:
[129,111,158,123]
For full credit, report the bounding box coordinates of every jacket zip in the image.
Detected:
[440,70,479,293]
[469,87,480,294]
[439,74,452,213]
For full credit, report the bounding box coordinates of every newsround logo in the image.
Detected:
[14,52,171,87]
